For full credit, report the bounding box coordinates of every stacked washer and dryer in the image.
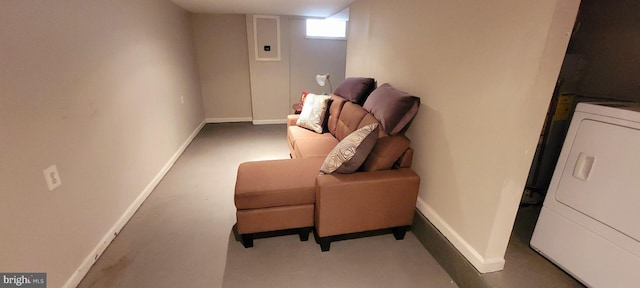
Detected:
[531,102,640,287]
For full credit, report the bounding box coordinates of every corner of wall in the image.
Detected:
[416,198,505,273]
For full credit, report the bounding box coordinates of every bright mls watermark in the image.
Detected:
[0,273,46,288]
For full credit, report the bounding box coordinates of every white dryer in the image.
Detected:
[531,102,640,288]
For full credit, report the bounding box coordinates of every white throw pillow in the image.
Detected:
[296,93,331,133]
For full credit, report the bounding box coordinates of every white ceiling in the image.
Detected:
[170,0,354,18]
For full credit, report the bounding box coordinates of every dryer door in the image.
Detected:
[555,118,640,242]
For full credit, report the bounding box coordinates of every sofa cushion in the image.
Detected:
[361,135,411,171]
[235,158,325,210]
[333,77,376,105]
[293,137,339,158]
[397,147,414,168]
[327,95,348,136]
[363,83,420,135]
[334,102,369,141]
[288,125,330,154]
[320,123,379,174]
[297,93,331,133]
[357,113,388,139]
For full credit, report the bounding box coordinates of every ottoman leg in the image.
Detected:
[298,227,311,241]
[240,234,254,248]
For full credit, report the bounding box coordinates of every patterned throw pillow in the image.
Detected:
[296,93,331,133]
[320,123,379,174]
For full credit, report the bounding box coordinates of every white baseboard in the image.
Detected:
[252,119,287,125]
[416,198,505,273]
[206,117,252,123]
[63,120,206,288]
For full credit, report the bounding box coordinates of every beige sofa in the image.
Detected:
[234,79,421,251]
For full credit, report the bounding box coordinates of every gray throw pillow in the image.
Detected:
[333,77,376,105]
[362,83,420,135]
[320,123,379,174]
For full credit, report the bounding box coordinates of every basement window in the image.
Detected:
[306,19,347,39]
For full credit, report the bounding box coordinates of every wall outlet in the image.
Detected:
[43,165,62,191]
[180,95,184,104]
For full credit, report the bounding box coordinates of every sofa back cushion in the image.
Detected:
[397,147,414,168]
[360,135,411,171]
[333,77,376,105]
[363,83,420,135]
[357,113,388,139]
[334,102,369,141]
[327,95,347,136]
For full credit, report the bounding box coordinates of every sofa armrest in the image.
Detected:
[314,168,420,238]
[287,114,300,127]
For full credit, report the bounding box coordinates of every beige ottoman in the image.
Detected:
[234,157,324,247]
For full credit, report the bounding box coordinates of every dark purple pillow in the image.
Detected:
[333,77,376,105]
[363,83,420,135]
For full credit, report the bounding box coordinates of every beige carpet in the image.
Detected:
[78,123,457,288]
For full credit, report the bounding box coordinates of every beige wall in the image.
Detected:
[347,0,579,272]
[245,15,348,123]
[246,15,291,124]
[289,17,347,107]
[0,1,204,287]
[193,14,253,122]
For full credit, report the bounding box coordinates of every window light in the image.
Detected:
[306,19,347,38]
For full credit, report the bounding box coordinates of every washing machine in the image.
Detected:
[530,102,640,288]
